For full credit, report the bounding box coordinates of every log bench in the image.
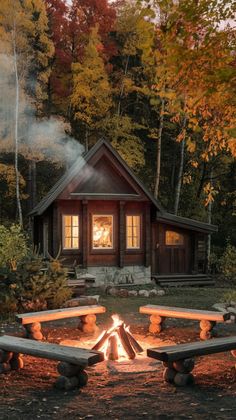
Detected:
[16,305,106,340]
[0,335,104,391]
[139,304,230,340]
[147,336,236,386]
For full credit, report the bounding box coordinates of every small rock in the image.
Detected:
[128,290,138,297]
[149,289,158,297]
[138,290,149,297]
[227,307,236,315]
[117,289,128,298]
[212,303,227,311]
[108,287,118,297]
[88,295,100,303]
[157,289,165,296]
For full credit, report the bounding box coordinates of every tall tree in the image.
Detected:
[71,26,112,151]
[0,0,55,219]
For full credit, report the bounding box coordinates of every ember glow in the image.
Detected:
[92,314,143,361]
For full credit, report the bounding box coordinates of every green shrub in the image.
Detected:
[0,224,28,271]
[222,290,236,305]
[218,242,236,284]
[46,260,72,309]
[0,250,72,314]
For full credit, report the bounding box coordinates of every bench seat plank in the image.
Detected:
[147,336,236,362]
[16,305,106,325]
[140,305,229,322]
[0,335,104,366]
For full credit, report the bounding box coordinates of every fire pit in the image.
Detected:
[92,314,143,361]
[60,313,171,375]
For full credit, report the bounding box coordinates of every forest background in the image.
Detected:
[0,0,235,263]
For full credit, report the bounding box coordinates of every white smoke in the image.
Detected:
[0,51,84,166]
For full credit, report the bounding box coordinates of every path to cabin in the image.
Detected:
[0,286,236,419]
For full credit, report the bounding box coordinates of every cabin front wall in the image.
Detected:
[151,222,207,275]
[39,199,151,285]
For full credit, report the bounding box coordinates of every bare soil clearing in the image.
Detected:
[1,290,236,419]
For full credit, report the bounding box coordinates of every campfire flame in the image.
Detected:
[92,314,143,361]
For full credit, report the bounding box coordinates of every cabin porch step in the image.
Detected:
[152,274,214,287]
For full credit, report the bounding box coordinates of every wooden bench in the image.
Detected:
[147,336,236,386]
[0,335,104,391]
[16,305,106,340]
[140,305,230,340]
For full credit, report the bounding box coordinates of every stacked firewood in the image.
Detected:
[163,358,195,386]
[55,362,88,391]
[24,322,44,340]
[92,323,143,360]
[0,350,24,373]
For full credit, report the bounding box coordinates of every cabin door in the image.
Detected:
[153,224,190,274]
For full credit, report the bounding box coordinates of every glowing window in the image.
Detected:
[63,215,79,249]
[126,215,141,249]
[92,215,113,249]
[165,231,184,246]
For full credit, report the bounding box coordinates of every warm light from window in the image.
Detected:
[92,215,113,249]
[63,215,79,249]
[126,215,141,249]
[165,230,184,245]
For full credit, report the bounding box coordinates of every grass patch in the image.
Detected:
[99,287,227,319]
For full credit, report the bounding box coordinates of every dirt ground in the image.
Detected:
[1,312,236,420]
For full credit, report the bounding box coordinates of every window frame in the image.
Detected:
[91,214,114,250]
[62,214,80,250]
[125,214,142,250]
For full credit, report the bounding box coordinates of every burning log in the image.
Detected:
[117,323,135,360]
[107,335,118,361]
[92,314,143,360]
[92,330,111,351]
[126,331,143,354]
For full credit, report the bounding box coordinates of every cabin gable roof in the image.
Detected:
[29,138,164,216]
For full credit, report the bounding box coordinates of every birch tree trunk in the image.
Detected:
[206,168,213,272]
[154,97,165,199]
[85,126,89,152]
[173,115,187,215]
[28,160,37,211]
[12,23,23,226]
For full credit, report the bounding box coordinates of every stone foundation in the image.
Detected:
[76,266,151,286]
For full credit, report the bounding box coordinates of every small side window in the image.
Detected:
[165,230,184,246]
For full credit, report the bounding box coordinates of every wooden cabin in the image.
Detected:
[30,139,217,287]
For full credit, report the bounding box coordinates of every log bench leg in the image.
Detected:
[0,350,24,374]
[199,320,216,340]
[79,314,98,334]
[55,362,88,391]
[163,358,195,386]
[230,350,236,369]
[149,315,165,334]
[25,322,44,340]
